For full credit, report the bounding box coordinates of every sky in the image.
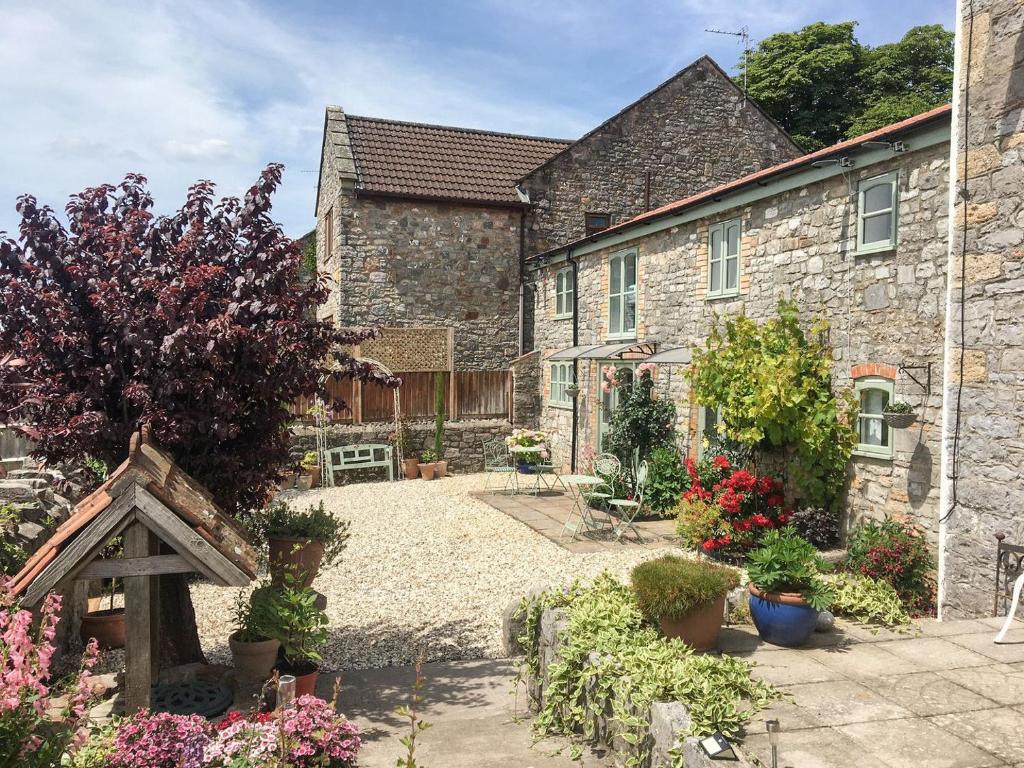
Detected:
[0,0,954,239]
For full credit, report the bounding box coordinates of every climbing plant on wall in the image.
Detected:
[605,366,676,470]
[686,300,857,511]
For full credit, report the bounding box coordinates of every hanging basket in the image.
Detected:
[566,384,582,399]
[883,411,918,429]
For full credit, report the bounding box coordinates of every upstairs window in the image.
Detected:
[854,376,894,459]
[707,218,741,298]
[555,267,574,319]
[585,212,611,236]
[857,171,899,254]
[549,362,574,406]
[608,249,637,339]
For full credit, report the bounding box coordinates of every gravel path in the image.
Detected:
[191,474,674,670]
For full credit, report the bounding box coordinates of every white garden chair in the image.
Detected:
[583,453,621,508]
[608,459,648,543]
[482,438,516,494]
[994,535,1023,644]
[995,572,1023,643]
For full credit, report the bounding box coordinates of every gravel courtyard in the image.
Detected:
[192,474,675,670]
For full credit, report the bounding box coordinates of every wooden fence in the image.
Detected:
[289,369,509,423]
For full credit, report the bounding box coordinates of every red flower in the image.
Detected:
[702,540,716,551]
[752,513,772,527]
[713,455,730,470]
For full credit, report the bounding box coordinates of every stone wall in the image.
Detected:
[530,133,951,540]
[290,419,511,475]
[940,0,1024,617]
[510,350,541,428]
[520,57,802,256]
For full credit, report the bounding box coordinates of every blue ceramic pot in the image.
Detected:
[748,584,818,647]
[518,463,536,474]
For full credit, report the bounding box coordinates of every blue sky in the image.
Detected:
[0,0,953,239]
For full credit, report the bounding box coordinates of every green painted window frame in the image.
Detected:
[707,218,741,299]
[856,171,899,255]
[853,376,894,459]
[608,248,638,340]
[549,362,574,409]
[696,404,723,461]
[554,266,574,320]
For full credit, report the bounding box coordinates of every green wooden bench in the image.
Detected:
[323,443,394,486]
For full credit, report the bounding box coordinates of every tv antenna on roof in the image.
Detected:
[705,26,751,102]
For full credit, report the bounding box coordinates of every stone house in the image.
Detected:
[526,106,952,546]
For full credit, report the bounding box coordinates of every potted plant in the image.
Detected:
[271,580,329,698]
[883,400,918,429]
[227,586,281,681]
[505,429,550,473]
[300,450,321,488]
[392,422,419,480]
[244,501,351,588]
[745,527,833,647]
[434,372,448,478]
[277,465,298,491]
[418,450,438,480]
[631,555,739,650]
[80,537,125,649]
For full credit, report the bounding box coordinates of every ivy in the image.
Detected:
[686,300,858,511]
[824,572,912,627]
[515,574,777,767]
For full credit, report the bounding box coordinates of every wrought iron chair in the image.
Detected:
[583,453,621,509]
[994,533,1024,644]
[482,438,516,494]
[607,460,648,542]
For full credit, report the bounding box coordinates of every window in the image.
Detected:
[854,376,894,459]
[585,213,611,236]
[707,218,741,298]
[856,172,898,254]
[549,362,574,407]
[608,249,637,339]
[555,267,574,319]
[696,404,722,461]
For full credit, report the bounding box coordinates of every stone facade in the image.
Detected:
[939,0,1024,617]
[519,57,802,257]
[510,350,542,428]
[529,121,951,541]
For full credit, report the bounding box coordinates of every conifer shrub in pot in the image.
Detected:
[631,555,739,650]
[746,527,833,647]
[244,501,351,588]
[227,587,281,681]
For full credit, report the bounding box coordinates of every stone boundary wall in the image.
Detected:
[510,350,541,428]
[290,419,511,474]
[501,601,755,768]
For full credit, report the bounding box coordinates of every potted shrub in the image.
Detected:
[882,400,918,429]
[245,501,351,588]
[392,422,419,480]
[80,538,125,649]
[300,451,321,488]
[278,465,298,491]
[270,581,329,698]
[505,429,549,473]
[746,527,833,647]
[227,586,281,681]
[631,555,739,650]
[434,372,448,478]
[418,450,438,480]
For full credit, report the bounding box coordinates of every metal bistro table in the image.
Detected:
[508,445,543,495]
[561,474,610,540]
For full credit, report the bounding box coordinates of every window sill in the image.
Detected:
[706,289,740,302]
[606,334,637,343]
[852,447,893,461]
[854,243,896,257]
[554,313,573,321]
[548,402,574,411]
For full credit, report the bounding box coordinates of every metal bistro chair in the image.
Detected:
[608,460,648,543]
[583,453,621,509]
[994,533,1024,644]
[482,438,516,494]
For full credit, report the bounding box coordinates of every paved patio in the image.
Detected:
[475,489,676,553]
[730,616,1024,768]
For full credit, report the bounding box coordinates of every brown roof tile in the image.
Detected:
[346,116,571,205]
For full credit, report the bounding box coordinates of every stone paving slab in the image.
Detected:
[836,717,1005,768]
[857,670,999,717]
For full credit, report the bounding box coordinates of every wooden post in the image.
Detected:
[123,521,158,713]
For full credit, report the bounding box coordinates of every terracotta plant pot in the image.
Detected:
[658,594,727,651]
[228,632,281,681]
[268,535,325,588]
[418,463,436,481]
[303,466,321,488]
[278,473,296,491]
[296,474,313,492]
[748,583,818,647]
[435,460,448,478]
[402,457,420,480]
[294,668,319,698]
[80,607,126,649]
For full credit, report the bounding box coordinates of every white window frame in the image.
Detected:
[554,267,574,320]
[707,218,741,299]
[856,171,899,255]
[853,376,894,459]
[607,248,638,340]
[549,362,574,408]
[696,404,723,462]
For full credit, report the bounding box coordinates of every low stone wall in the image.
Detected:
[502,601,755,768]
[290,419,511,474]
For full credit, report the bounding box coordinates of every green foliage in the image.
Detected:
[0,503,27,576]
[302,237,317,277]
[434,371,445,459]
[605,370,676,469]
[687,299,858,511]
[231,586,282,643]
[740,21,953,150]
[300,451,319,469]
[68,721,119,768]
[746,528,834,611]
[243,501,351,568]
[252,579,328,667]
[516,575,776,766]
[419,450,437,463]
[885,400,914,414]
[394,653,432,768]
[631,556,739,622]
[824,572,911,627]
[644,447,689,516]
[846,517,936,616]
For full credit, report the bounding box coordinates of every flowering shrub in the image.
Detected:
[278,694,361,766]
[1,579,99,767]
[110,710,213,768]
[846,518,936,616]
[674,455,790,556]
[505,429,549,466]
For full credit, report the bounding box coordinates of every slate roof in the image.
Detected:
[12,425,258,603]
[345,116,571,205]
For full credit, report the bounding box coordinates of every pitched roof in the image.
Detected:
[345,115,572,205]
[529,103,953,262]
[12,425,258,604]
